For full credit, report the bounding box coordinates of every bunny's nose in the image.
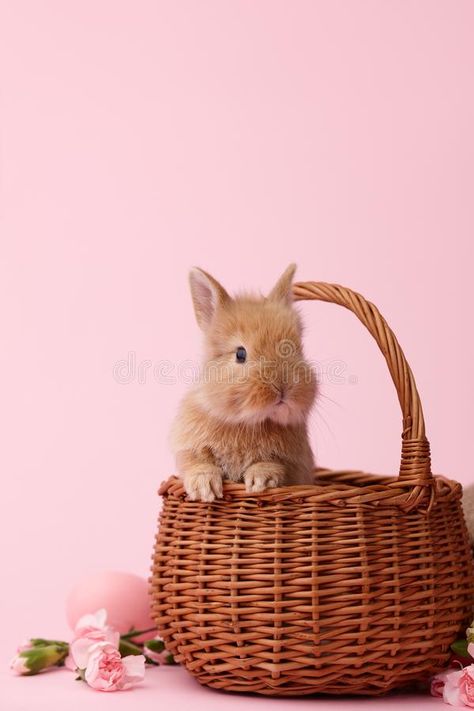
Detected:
[274,386,286,404]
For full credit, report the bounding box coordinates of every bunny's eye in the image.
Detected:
[235,346,247,363]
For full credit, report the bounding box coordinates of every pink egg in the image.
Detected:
[66,571,156,641]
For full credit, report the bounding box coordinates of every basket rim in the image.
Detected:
[158,468,461,509]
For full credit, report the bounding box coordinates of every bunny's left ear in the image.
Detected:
[268,263,296,304]
[189,267,230,330]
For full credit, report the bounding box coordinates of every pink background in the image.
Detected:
[1,1,473,708]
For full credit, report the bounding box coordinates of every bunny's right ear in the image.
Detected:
[189,267,231,330]
[268,263,296,305]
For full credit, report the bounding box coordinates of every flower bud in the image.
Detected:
[144,638,175,665]
[10,644,68,675]
[10,655,30,675]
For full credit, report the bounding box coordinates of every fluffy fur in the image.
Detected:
[170,264,317,501]
[463,484,474,542]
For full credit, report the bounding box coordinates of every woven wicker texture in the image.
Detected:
[150,282,474,696]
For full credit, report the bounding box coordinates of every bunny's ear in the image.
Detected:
[268,263,297,304]
[189,267,231,329]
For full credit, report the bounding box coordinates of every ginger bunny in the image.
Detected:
[170,264,317,501]
[463,484,474,543]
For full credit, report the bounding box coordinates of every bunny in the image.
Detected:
[463,484,474,543]
[170,264,317,502]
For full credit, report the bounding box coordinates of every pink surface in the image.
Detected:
[0,665,447,711]
[1,1,474,708]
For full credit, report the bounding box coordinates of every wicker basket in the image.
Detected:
[150,281,474,696]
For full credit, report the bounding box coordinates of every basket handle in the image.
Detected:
[293,281,433,511]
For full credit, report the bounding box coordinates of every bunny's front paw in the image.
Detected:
[184,469,223,502]
[244,463,286,493]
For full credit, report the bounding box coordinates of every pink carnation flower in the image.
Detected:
[66,608,119,672]
[431,669,453,697]
[73,608,119,644]
[79,641,145,692]
[144,646,167,665]
[143,637,174,665]
[443,665,474,707]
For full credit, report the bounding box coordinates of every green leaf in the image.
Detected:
[119,639,144,657]
[451,639,471,658]
[144,639,164,653]
[29,638,69,650]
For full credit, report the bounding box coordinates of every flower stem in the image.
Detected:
[120,627,156,641]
